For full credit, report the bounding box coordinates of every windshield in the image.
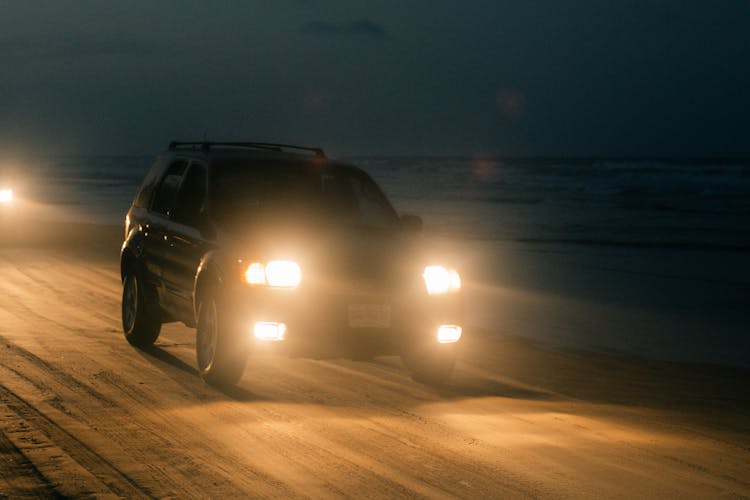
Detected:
[209,160,400,230]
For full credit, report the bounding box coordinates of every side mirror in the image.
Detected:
[400,214,423,233]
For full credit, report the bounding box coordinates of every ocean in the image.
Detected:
[6,154,750,366]
[12,155,750,249]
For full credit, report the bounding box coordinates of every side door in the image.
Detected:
[162,161,214,322]
[144,159,188,301]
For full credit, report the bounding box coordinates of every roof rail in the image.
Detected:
[168,141,326,158]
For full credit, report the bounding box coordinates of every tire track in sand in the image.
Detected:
[0,383,150,498]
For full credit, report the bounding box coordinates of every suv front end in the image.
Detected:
[220,248,464,361]
[122,141,465,386]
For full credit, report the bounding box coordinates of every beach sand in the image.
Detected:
[0,217,748,497]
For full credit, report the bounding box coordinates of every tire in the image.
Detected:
[196,296,247,386]
[401,342,457,385]
[121,266,161,347]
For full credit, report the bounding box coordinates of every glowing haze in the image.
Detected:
[0,1,748,156]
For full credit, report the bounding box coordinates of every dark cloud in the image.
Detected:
[300,19,386,39]
[0,1,748,156]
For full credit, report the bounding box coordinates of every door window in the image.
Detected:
[134,157,168,208]
[151,160,188,217]
[174,163,207,225]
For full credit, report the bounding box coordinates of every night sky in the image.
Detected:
[1,1,748,156]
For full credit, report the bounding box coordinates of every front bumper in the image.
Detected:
[221,283,463,356]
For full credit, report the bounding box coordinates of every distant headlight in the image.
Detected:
[0,189,12,204]
[244,260,301,288]
[422,265,461,295]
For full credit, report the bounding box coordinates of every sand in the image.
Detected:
[0,217,749,498]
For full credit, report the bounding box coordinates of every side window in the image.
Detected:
[134,157,167,208]
[174,163,207,225]
[151,160,188,217]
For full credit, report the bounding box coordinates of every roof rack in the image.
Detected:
[168,141,326,158]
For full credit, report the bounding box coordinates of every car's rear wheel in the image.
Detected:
[196,296,247,386]
[401,342,457,384]
[122,267,161,347]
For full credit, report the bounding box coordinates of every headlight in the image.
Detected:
[265,260,302,288]
[245,262,266,285]
[244,260,301,288]
[422,265,461,295]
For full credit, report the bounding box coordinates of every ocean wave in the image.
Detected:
[479,196,544,205]
[513,237,750,253]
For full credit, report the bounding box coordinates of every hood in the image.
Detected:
[226,222,424,294]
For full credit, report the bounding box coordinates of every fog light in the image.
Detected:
[437,324,462,343]
[253,321,287,341]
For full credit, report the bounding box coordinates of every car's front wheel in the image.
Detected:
[122,267,161,347]
[196,296,247,386]
[401,342,457,384]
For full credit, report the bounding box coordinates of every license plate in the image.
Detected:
[348,304,391,328]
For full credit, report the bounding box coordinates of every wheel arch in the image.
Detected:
[193,251,223,322]
[120,229,145,281]
[120,246,137,282]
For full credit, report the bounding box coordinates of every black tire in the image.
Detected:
[196,296,247,386]
[401,342,457,384]
[121,266,161,347]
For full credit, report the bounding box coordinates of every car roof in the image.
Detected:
[160,143,360,173]
[168,141,325,157]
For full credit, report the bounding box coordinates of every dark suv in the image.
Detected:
[121,142,463,386]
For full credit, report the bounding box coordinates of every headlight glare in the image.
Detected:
[423,265,461,295]
[245,260,301,288]
[254,321,287,341]
[265,260,302,288]
[449,269,461,290]
[437,324,462,343]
